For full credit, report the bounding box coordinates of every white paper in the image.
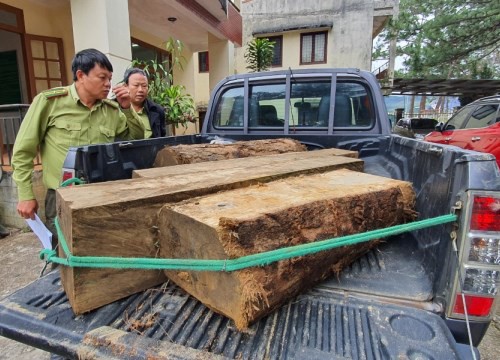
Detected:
[26,214,52,250]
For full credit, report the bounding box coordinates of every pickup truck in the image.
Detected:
[1,68,498,359]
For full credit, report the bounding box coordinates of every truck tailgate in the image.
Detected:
[0,271,468,359]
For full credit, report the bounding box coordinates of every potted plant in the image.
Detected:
[160,85,196,132]
[245,37,275,72]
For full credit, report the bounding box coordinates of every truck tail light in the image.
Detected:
[61,169,76,184]
[449,193,500,320]
[470,196,500,231]
[453,294,494,317]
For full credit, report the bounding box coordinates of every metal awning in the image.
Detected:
[382,78,500,97]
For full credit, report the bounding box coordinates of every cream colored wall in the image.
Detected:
[208,33,235,91]
[70,0,132,84]
[170,45,198,135]
[193,54,210,106]
[236,29,335,73]
[130,26,166,51]
[2,0,75,84]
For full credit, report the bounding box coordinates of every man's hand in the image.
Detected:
[17,199,38,220]
[112,83,131,109]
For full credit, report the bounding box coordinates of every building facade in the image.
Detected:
[0,0,242,134]
[235,0,396,74]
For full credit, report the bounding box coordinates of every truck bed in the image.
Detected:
[2,137,496,358]
[0,251,464,360]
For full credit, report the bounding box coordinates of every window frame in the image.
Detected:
[131,37,169,64]
[0,2,24,33]
[210,73,377,134]
[198,51,209,73]
[267,35,283,67]
[463,104,500,129]
[300,31,328,65]
[25,34,67,99]
[445,105,475,131]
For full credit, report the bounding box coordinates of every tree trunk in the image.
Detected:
[159,169,416,329]
[409,96,416,117]
[58,149,362,315]
[419,95,427,113]
[153,138,307,167]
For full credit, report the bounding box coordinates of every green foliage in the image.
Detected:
[160,85,196,129]
[130,37,195,128]
[245,38,275,72]
[377,0,500,78]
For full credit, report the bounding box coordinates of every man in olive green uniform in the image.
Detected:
[12,48,145,247]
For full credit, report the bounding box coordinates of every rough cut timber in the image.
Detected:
[134,147,359,179]
[158,169,416,329]
[57,153,363,315]
[153,138,307,167]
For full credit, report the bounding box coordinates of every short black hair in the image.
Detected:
[71,48,113,81]
[123,68,148,84]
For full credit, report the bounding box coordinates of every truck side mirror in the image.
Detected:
[434,122,445,132]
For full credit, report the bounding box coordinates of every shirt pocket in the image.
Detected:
[98,125,115,142]
[53,119,82,146]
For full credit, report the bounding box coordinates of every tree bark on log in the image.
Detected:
[57,152,363,315]
[158,169,417,329]
[134,148,358,179]
[153,138,307,167]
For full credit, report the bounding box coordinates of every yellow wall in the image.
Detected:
[247,29,334,72]
[1,1,211,135]
[1,0,75,84]
[193,54,210,106]
[130,26,166,51]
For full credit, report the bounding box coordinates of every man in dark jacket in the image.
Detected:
[123,68,166,138]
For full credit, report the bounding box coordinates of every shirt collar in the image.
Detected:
[70,83,104,108]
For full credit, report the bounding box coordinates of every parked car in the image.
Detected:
[393,117,438,139]
[424,95,500,167]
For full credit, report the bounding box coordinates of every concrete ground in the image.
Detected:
[0,228,498,360]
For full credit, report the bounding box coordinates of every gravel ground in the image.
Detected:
[0,228,498,360]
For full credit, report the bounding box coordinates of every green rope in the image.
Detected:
[60,178,85,187]
[40,213,458,272]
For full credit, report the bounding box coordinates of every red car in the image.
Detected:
[424,95,500,168]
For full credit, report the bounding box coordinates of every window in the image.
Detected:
[300,31,327,64]
[214,86,244,128]
[249,83,286,128]
[333,82,375,127]
[267,36,282,67]
[289,80,331,127]
[464,104,499,129]
[131,38,168,64]
[25,35,67,96]
[212,76,375,131]
[198,51,209,73]
[0,2,24,32]
[445,106,474,130]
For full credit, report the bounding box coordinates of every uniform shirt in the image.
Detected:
[136,107,153,138]
[12,84,145,201]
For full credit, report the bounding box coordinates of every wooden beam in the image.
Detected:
[58,152,363,314]
[158,169,416,329]
[133,148,359,179]
[153,138,307,167]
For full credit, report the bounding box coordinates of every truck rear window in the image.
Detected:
[212,78,375,131]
